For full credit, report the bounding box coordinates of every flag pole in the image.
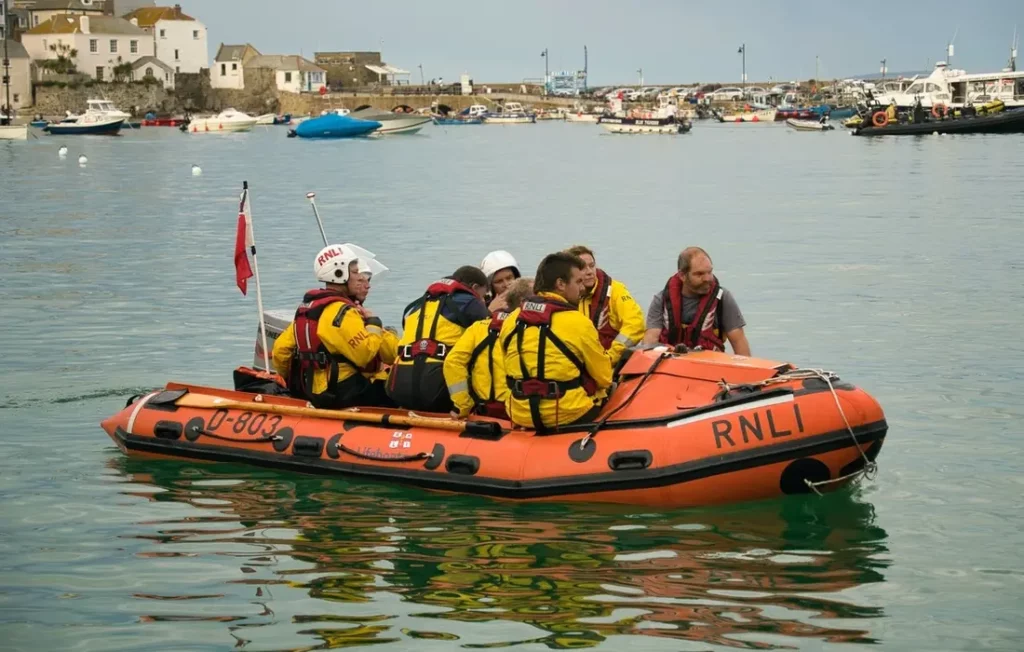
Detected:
[244,180,272,372]
[305,191,329,246]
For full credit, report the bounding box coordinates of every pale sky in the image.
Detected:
[181,0,1022,84]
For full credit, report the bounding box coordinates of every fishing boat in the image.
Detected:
[718,107,778,123]
[482,102,536,124]
[786,118,835,131]
[185,109,258,134]
[287,113,381,139]
[350,107,431,135]
[852,106,1024,136]
[100,348,885,508]
[598,94,690,134]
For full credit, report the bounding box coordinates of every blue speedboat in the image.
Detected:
[810,105,857,120]
[288,114,380,139]
[432,116,483,125]
[30,119,49,128]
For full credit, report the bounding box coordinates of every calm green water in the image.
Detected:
[1,123,1022,651]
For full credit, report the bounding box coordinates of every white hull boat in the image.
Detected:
[0,124,29,140]
[599,117,691,134]
[255,113,276,125]
[187,109,258,134]
[349,108,431,135]
[481,114,536,124]
[786,118,834,132]
[566,112,601,123]
[719,108,777,123]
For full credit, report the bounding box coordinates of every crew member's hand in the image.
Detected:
[360,307,375,319]
[488,293,508,313]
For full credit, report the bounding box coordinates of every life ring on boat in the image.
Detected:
[931,104,949,119]
[871,112,889,128]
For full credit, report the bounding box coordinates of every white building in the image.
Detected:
[22,14,154,82]
[210,42,259,90]
[131,54,174,88]
[244,55,327,93]
[2,40,33,111]
[122,4,206,74]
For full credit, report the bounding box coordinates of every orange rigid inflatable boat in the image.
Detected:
[100,349,887,507]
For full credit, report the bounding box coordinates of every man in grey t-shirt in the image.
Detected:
[642,247,751,356]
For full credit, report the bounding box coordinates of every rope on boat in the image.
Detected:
[718,368,878,494]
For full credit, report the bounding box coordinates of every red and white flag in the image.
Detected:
[234,189,254,295]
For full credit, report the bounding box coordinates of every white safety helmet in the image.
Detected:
[314,243,387,284]
[480,250,521,282]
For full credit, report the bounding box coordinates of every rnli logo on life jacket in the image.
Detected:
[702,308,717,332]
[317,247,343,266]
[436,278,455,286]
[523,301,546,313]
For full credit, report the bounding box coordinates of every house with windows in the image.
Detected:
[1,40,33,111]
[24,0,105,30]
[21,14,154,82]
[130,54,174,88]
[122,4,206,74]
[209,42,259,90]
[244,55,327,93]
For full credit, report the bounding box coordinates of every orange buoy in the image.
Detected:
[872,112,889,127]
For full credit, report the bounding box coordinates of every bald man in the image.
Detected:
[642,247,750,356]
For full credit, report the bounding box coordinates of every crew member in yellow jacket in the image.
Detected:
[444,277,534,418]
[502,253,613,430]
[272,244,398,408]
[564,245,645,367]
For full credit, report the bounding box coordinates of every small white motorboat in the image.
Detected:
[350,107,431,135]
[566,111,601,123]
[255,113,276,125]
[786,118,835,132]
[482,102,536,124]
[186,109,258,134]
[718,107,777,123]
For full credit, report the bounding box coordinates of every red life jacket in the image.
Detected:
[466,311,510,415]
[504,295,598,429]
[398,278,480,361]
[289,289,374,400]
[659,275,725,351]
[587,269,619,349]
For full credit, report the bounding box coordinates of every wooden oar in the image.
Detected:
[176,393,472,432]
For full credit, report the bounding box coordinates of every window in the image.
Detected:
[34,15,39,26]
[42,39,47,50]
[96,66,104,81]
[165,72,169,81]
[284,72,292,83]
[231,63,237,71]
[220,63,226,75]
[130,40,138,54]
[175,66,179,73]
[109,40,117,53]
[13,94,19,104]
[159,29,165,38]
[193,30,199,39]
[145,67,153,77]
[174,49,179,60]
[89,39,97,53]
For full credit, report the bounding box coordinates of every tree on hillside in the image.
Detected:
[112,57,133,83]
[40,43,78,74]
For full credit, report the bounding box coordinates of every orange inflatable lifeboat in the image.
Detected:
[99,349,886,508]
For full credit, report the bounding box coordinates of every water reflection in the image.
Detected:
[111,459,889,650]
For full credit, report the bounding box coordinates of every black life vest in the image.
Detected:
[466,311,509,408]
[504,295,597,430]
[587,269,618,350]
[660,275,725,351]
[289,288,362,401]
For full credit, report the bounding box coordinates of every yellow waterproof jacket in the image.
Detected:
[443,313,509,417]
[501,292,614,429]
[272,299,398,396]
[578,270,645,366]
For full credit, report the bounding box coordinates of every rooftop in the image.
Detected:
[214,43,258,63]
[131,55,174,73]
[25,14,148,35]
[246,55,325,73]
[123,5,194,26]
[26,0,107,11]
[4,40,31,59]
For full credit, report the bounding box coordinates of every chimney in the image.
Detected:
[174,4,181,17]
[80,15,90,34]
[130,17,137,26]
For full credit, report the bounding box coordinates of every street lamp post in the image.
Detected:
[738,43,746,90]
